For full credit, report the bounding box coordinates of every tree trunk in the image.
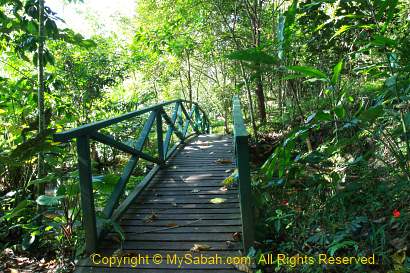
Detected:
[255,74,266,123]
[37,0,46,196]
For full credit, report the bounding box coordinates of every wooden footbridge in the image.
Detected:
[54,97,254,272]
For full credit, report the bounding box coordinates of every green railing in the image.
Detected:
[232,96,255,252]
[54,99,210,253]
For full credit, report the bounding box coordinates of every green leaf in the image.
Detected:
[381,0,398,33]
[36,195,64,206]
[334,106,346,119]
[359,105,384,122]
[331,25,353,40]
[226,48,277,65]
[328,240,358,256]
[287,65,328,80]
[26,21,37,35]
[0,200,32,221]
[404,113,410,127]
[331,59,343,85]
[371,35,397,48]
[27,174,56,187]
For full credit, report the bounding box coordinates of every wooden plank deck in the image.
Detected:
[77,135,244,273]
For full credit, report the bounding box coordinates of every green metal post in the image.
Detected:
[235,135,254,252]
[157,109,164,163]
[76,136,97,253]
[232,96,255,253]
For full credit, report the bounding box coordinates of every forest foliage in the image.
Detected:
[0,0,409,272]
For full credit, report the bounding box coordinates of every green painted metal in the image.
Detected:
[90,132,160,164]
[163,102,180,157]
[53,100,210,252]
[103,110,157,218]
[76,136,97,253]
[156,110,164,163]
[232,95,255,253]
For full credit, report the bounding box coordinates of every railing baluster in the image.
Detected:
[103,110,157,218]
[163,102,179,157]
[76,135,97,253]
[156,109,164,163]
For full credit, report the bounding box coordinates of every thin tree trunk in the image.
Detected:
[37,0,46,196]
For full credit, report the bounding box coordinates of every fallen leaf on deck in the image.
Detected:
[190,244,211,252]
[143,212,158,223]
[166,223,179,227]
[210,198,226,204]
[232,232,241,241]
[216,159,233,164]
[222,176,234,186]
[219,186,228,192]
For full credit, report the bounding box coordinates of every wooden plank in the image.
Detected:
[121,213,240,220]
[112,165,160,221]
[125,208,240,214]
[139,194,238,200]
[134,198,239,204]
[120,219,241,226]
[142,190,237,196]
[77,267,239,273]
[130,203,239,209]
[120,225,242,233]
[99,241,242,250]
[76,136,97,253]
[107,232,238,241]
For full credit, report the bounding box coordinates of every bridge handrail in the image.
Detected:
[54,99,210,253]
[232,95,255,252]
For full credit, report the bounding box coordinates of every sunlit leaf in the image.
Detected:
[210,198,226,204]
[288,65,328,80]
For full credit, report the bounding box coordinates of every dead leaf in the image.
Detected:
[219,186,228,192]
[166,223,179,227]
[216,159,233,164]
[210,198,226,204]
[190,244,211,252]
[226,240,234,248]
[232,232,241,241]
[143,212,158,223]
